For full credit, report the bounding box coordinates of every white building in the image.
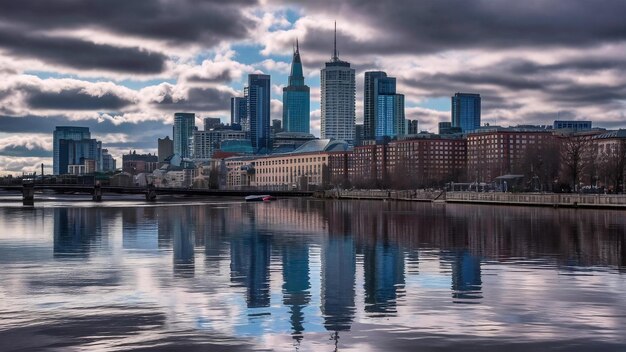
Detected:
[320,24,355,146]
[192,129,247,160]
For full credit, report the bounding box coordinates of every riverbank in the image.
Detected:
[315,190,626,209]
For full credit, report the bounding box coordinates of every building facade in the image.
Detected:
[192,129,247,160]
[230,97,247,126]
[553,120,592,131]
[321,26,355,145]
[57,137,102,175]
[158,136,174,163]
[122,152,159,175]
[283,40,310,134]
[173,112,195,158]
[451,93,481,132]
[53,126,92,175]
[364,71,388,140]
[246,74,271,152]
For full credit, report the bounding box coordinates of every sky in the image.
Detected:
[0,0,625,174]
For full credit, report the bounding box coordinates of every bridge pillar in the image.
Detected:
[22,183,35,205]
[92,184,102,202]
[145,185,157,201]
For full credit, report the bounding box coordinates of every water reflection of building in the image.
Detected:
[321,235,356,332]
[122,208,158,251]
[282,242,311,341]
[171,216,195,277]
[442,250,482,301]
[230,233,271,308]
[363,242,405,315]
[53,208,100,258]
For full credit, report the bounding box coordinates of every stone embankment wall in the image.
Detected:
[314,190,626,208]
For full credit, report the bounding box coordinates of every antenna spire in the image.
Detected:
[296,37,299,53]
[332,21,338,61]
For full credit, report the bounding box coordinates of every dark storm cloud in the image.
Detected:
[0,26,167,74]
[25,89,133,111]
[186,71,234,83]
[0,115,169,136]
[154,87,232,111]
[0,0,257,45]
[279,0,626,55]
[0,145,50,158]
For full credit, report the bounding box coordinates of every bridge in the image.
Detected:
[0,184,314,204]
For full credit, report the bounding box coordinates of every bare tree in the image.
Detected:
[560,135,593,192]
[598,139,626,193]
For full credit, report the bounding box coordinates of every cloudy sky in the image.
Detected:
[0,0,625,174]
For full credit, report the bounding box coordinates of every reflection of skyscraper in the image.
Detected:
[321,235,355,332]
[446,250,482,301]
[122,208,158,251]
[363,243,405,315]
[230,233,271,308]
[282,243,311,340]
[172,216,195,277]
[53,208,99,258]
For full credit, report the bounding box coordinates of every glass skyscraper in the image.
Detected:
[364,71,388,140]
[246,74,271,152]
[230,97,247,126]
[367,74,405,139]
[53,126,92,175]
[282,40,310,134]
[451,93,481,132]
[173,112,195,158]
[321,23,355,146]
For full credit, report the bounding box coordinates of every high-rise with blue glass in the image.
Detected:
[451,93,481,132]
[283,40,310,134]
[53,126,92,175]
[173,112,195,158]
[246,74,271,152]
[364,72,405,140]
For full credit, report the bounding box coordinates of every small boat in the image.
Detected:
[262,195,277,201]
[245,195,270,202]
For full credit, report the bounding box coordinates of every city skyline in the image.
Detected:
[1,1,626,174]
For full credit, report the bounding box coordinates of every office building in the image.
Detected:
[191,129,247,160]
[451,93,481,132]
[283,40,311,134]
[158,136,174,163]
[203,117,222,131]
[53,126,91,175]
[408,120,419,135]
[173,112,195,158]
[56,135,103,175]
[364,72,405,140]
[122,151,159,175]
[102,149,116,172]
[438,121,461,135]
[553,120,592,131]
[364,71,388,140]
[354,124,364,147]
[246,74,271,152]
[230,97,247,126]
[321,23,356,146]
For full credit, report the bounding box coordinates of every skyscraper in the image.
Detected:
[246,74,271,152]
[364,71,387,140]
[283,40,311,134]
[365,73,405,139]
[157,136,174,162]
[173,112,195,158]
[230,97,247,126]
[321,23,355,146]
[53,126,91,175]
[451,93,481,132]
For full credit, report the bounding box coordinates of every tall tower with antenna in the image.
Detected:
[320,22,356,145]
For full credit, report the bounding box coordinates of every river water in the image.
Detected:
[1,197,625,351]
